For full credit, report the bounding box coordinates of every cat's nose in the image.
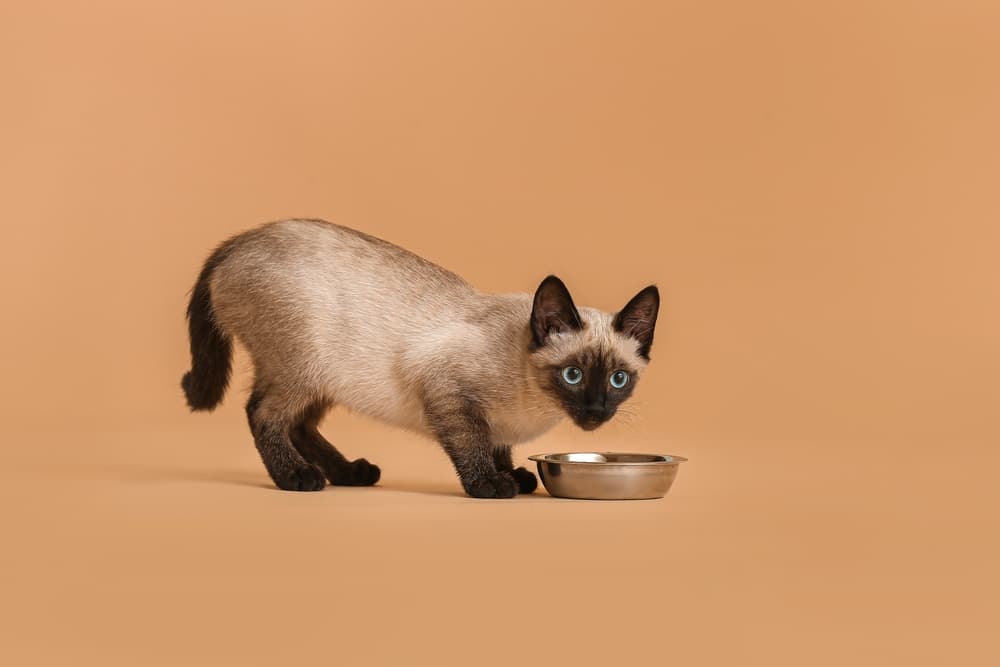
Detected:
[584,405,607,420]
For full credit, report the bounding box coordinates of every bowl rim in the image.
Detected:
[528,451,687,466]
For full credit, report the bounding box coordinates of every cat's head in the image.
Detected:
[528,275,659,431]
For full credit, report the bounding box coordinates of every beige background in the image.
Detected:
[1,1,997,665]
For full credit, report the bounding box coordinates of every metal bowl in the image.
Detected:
[528,452,687,500]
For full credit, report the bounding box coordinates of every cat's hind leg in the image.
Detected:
[245,388,326,492]
[492,446,538,494]
[290,401,381,486]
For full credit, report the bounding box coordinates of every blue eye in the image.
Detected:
[562,366,583,385]
[610,370,630,388]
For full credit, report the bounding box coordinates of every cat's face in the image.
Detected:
[529,276,659,431]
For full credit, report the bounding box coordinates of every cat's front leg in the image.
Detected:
[492,446,538,494]
[424,396,518,499]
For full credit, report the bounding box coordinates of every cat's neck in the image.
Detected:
[475,292,565,444]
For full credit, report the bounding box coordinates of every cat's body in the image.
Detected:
[183,219,659,497]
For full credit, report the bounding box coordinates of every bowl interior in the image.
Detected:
[533,452,684,464]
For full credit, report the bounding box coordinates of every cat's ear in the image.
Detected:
[614,285,659,360]
[531,275,583,347]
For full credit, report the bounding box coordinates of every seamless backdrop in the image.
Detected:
[1,2,997,666]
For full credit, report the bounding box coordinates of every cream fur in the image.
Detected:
[207,219,648,445]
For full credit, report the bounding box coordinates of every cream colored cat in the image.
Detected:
[182,219,659,497]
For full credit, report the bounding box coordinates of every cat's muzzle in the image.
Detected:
[575,408,615,431]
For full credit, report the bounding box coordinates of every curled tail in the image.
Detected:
[181,243,234,411]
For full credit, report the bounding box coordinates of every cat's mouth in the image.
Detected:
[574,411,615,431]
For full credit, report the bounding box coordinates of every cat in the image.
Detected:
[182,219,659,497]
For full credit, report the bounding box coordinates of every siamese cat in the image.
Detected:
[182,219,659,497]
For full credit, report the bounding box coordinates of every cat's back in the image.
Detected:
[209,218,475,359]
[211,219,471,313]
[218,219,467,291]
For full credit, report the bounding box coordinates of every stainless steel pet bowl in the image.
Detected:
[528,452,687,500]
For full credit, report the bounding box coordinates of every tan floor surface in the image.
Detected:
[4,415,996,666]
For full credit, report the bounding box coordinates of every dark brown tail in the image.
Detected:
[181,244,234,411]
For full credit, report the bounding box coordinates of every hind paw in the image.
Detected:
[329,458,381,486]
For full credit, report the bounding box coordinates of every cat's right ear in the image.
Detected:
[531,275,583,347]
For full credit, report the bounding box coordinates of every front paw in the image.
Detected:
[511,467,537,494]
[272,464,327,492]
[465,471,518,499]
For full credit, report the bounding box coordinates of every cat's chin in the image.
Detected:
[575,419,606,432]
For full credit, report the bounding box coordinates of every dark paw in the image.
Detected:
[511,466,537,494]
[465,471,518,499]
[273,464,326,492]
[329,458,381,486]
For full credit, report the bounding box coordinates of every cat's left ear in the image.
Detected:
[613,285,659,360]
